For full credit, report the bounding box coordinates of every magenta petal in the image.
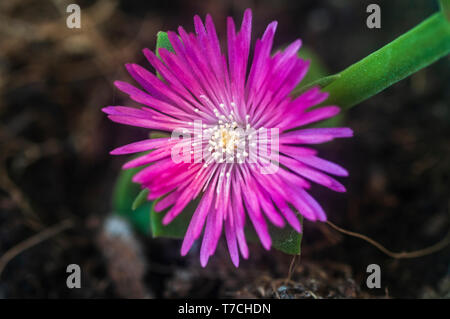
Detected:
[249,212,272,250]
[107,114,178,131]
[297,127,354,138]
[259,191,285,228]
[235,223,249,259]
[298,189,327,221]
[225,217,240,267]
[181,175,216,256]
[199,211,217,267]
[244,195,271,250]
[280,145,318,157]
[109,138,170,155]
[271,194,302,232]
[281,127,353,144]
[290,106,340,128]
[296,155,349,177]
[281,156,347,193]
[124,148,172,169]
[154,192,177,212]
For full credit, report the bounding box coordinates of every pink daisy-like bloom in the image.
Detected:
[104,9,353,267]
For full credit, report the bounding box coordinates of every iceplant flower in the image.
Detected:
[103,9,353,267]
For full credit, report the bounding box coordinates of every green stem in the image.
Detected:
[322,12,450,110]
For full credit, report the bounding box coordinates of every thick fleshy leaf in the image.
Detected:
[132,188,149,211]
[269,215,303,255]
[322,12,450,110]
[245,212,303,255]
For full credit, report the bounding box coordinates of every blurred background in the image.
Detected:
[0,0,449,298]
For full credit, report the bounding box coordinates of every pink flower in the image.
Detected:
[103,9,353,267]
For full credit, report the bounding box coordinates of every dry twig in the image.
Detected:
[0,219,74,279]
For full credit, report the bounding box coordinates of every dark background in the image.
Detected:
[0,0,449,298]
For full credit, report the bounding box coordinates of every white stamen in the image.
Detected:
[200,101,255,165]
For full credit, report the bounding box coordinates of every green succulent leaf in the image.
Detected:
[293,74,341,96]
[113,167,152,235]
[244,214,304,255]
[322,12,450,110]
[150,199,197,238]
[269,218,303,255]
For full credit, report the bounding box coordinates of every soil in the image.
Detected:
[0,0,448,298]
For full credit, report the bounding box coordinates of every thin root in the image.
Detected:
[326,220,450,259]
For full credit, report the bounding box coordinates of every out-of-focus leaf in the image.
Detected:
[294,47,344,127]
[150,199,198,238]
[132,188,149,211]
[113,166,152,235]
[297,47,328,86]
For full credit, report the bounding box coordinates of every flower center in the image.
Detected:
[209,122,240,156]
[203,115,251,164]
